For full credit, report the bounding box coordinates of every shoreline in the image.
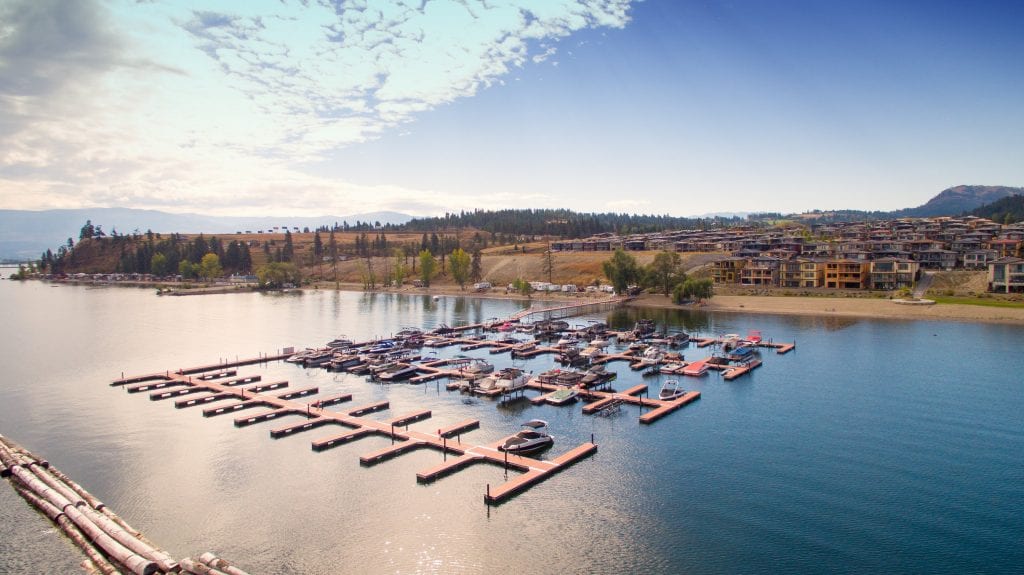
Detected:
[629,293,1024,325]
[31,277,1024,325]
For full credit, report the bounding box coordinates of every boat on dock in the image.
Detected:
[498,420,554,455]
[376,363,421,382]
[458,357,494,379]
[580,364,616,388]
[326,335,353,348]
[545,387,580,406]
[658,379,687,401]
[510,340,537,358]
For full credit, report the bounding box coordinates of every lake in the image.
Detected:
[1,278,1022,574]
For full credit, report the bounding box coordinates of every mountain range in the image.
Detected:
[1,185,1021,261]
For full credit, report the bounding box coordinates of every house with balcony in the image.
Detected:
[740,257,781,286]
[916,248,958,270]
[712,258,747,284]
[869,259,919,291]
[824,259,869,289]
[963,249,999,269]
[988,257,1024,293]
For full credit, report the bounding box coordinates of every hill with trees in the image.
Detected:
[971,194,1024,224]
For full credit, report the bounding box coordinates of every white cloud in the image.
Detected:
[0,0,634,215]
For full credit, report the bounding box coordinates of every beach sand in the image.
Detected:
[631,294,1024,325]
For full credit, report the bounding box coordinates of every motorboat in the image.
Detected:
[545,387,579,406]
[491,368,529,393]
[580,364,616,387]
[498,420,554,455]
[459,357,494,379]
[376,363,420,382]
[326,335,353,348]
[659,379,687,401]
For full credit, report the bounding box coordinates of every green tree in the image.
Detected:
[674,278,714,304]
[79,220,95,241]
[282,230,294,262]
[470,247,483,282]
[178,260,196,279]
[647,250,684,295]
[602,249,640,295]
[255,262,301,289]
[512,277,533,298]
[393,247,407,286]
[198,253,223,281]
[150,253,170,277]
[449,248,471,289]
[418,249,436,287]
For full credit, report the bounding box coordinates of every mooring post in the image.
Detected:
[391,423,395,444]
[504,449,508,471]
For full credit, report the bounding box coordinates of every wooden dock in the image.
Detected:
[116,357,597,505]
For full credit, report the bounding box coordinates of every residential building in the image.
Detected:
[824,259,869,289]
[869,259,919,290]
[988,257,1024,293]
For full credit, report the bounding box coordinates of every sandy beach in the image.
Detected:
[631,294,1024,325]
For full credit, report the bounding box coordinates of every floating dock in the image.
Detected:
[116,356,596,505]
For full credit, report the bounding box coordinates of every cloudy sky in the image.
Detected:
[1,0,1022,217]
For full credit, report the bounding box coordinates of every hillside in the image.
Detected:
[900,185,1023,217]
[971,194,1024,223]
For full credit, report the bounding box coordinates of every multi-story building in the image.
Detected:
[824,259,869,289]
[712,258,747,284]
[740,257,780,286]
[988,257,1024,293]
[869,259,919,290]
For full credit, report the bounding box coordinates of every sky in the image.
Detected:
[1,0,1022,218]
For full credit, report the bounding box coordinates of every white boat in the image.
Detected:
[459,357,494,379]
[545,386,580,406]
[659,379,687,401]
[498,420,554,455]
[494,368,529,392]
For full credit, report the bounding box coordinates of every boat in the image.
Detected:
[365,339,397,355]
[423,337,449,348]
[377,363,420,382]
[459,357,494,379]
[498,420,554,455]
[632,319,656,337]
[659,362,685,375]
[658,379,687,401]
[492,367,529,393]
[326,335,353,348]
[555,347,589,367]
[580,364,616,387]
[545,387,579,406]
[510,341,537,358]
[742,330,763,345]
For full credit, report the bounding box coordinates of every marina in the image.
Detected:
[3,283,1020,575]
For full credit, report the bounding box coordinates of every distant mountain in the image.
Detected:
[0,208,412,260]
[898,185,1024,217]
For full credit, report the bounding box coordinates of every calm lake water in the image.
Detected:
[1,278,1022,574]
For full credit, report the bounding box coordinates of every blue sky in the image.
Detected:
[1,0,1021,217]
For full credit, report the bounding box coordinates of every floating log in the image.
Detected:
[8,466,158,575]
[199,552,252,575]
[181,557,230,574]
[10,483,120,575]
